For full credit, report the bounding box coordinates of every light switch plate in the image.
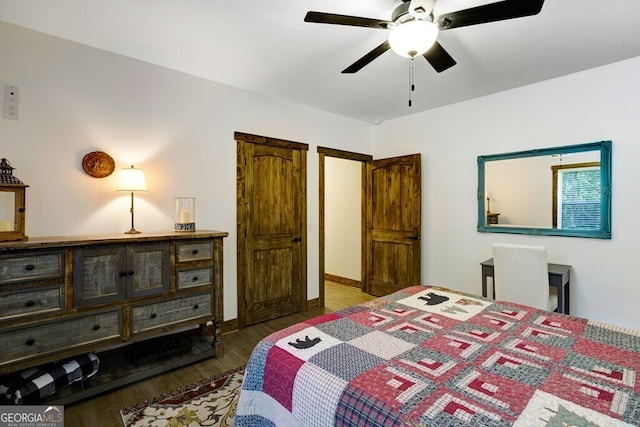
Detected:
[3,101,19,120]
[4,85,19,102]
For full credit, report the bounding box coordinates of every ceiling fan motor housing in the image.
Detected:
[392,2,413,24]
[408,0,437,19]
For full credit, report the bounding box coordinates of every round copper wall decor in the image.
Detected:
[82,151,115,178]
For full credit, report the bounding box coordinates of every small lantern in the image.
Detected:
[174,197,195,232]
[0,158,28,242]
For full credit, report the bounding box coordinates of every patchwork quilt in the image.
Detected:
[235,286,640,426]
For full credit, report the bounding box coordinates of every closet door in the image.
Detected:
[366,154,421,296]
[236,132,308,327]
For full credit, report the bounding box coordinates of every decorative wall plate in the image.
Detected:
[82,151,115,178]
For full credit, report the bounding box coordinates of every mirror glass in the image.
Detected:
[0,191,15,231]
[477,140,611,239]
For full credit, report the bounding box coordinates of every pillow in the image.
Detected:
[0,352,99,404]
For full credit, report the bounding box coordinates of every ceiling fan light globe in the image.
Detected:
[388,20,438,58]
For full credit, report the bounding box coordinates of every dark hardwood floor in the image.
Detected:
[64,281,374,426]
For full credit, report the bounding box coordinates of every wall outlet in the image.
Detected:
[4,85,19,102]
[3,101,19,120]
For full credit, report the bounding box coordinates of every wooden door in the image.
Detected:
[236,132,308,327]
[366,154,421,296]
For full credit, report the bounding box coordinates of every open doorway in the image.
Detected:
[318,147,371,307]
[318,147,422,307]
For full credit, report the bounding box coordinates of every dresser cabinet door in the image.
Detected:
[127,243,170,298]
[74,243,170,306]
[74,246,127,307]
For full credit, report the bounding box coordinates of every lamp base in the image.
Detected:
[124,228,141,234]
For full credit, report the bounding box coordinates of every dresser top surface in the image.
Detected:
[0,230,228,251]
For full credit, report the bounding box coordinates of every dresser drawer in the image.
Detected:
[176,241,213,263]
[0,252,64,284]
[0,310,121,365]
[132,293,212,334]
[0,287,63,320]
[177,267,213,290]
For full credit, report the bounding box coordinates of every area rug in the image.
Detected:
[120,366,244,427]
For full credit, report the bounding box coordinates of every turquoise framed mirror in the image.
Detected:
[477,140,611,239]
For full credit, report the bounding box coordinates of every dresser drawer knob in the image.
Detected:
[25,338,35,346]
[25,264,35,271]
[93,325,100,331]
[25,300,35,307]
[127,270,135,276]
[150,313,157,319]
[193,304,199,310]
[119,271,127,277]
[192,276,199,282]
[191,249,199,255]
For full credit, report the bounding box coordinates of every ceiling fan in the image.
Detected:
[304,0,545,74]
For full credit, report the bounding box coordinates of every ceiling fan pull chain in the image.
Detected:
[408,58,415,107]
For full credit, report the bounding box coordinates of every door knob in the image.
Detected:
[292,236,301,243]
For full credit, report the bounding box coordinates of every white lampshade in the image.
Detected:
[116,165,148,192]
[388,20,438,58]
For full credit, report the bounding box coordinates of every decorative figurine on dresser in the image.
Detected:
[0,230,228,404]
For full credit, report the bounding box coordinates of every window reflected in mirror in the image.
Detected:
[552,162,600,230]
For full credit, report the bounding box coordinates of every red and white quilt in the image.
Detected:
[235,286,640,426]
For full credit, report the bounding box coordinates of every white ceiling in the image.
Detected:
[2,0,640,124]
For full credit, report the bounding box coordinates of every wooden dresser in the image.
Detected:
[0,230,227,403]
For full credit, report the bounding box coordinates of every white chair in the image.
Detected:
[491,243,558,312]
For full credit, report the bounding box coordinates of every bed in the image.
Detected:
[235,285,640,426]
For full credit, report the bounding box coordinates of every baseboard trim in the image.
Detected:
[221,318,239,335]
[325,273,361,288]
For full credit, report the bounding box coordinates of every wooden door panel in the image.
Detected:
[246,247,295,324]
[370,239,416,296]
[372,164,415,231]
[252,148,296,237]
[237,132,308,328]
[367,154,421,296]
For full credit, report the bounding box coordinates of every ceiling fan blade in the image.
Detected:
[342,41,391,74]
[304,11,392,29]
[436,0,544,30]
[423,41,456,73]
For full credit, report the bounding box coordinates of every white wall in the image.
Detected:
[4,20,640,330]
[325,157,361,281]
[372,56,640,330]
[0,21,372,321]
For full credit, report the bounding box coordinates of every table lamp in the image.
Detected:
[116,165,147,234]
